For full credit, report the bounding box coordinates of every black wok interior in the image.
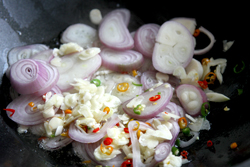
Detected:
[0,1,248,166]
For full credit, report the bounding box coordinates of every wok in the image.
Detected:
[0,0,248,166]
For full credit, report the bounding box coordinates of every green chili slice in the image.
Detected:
[90,79,101,87]
[201,102,210,117]
[234,61,245,74]
[172,146,179,156]
[182,127,190,136]
[133,104,141,115]
[132,82,143,86]
[238,89,243,95]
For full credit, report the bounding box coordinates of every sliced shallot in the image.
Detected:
[55,53,101,91]
[140,71,158,91]
[176,84,207,116]
[5,94,45,125]
[98,9,134,50]
[68,114,120,143]
[122,83,173,119]
[152,21,194,74]
[30,49,54,63]
[9,59,59,96]
[60,23,98,48]
[39,135,73,151]
[194,26,215,55]
[134,23,160,58]
[100,47,144,72]
[7,44,49,66]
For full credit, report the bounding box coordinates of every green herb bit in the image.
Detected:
[201,102,210,117]
[234,61,245,74]
[238,89,243,95]
[182,127,190,136]
[50,134,55,138]
[157,92,161,95]
[132,82,143,86]
[133,104,142,115]
[90,79,101,87]
[175,138,180,147]
[172,146,179,156]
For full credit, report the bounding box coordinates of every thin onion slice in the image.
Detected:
[134,23,160,58]
[100,47,144,73]
[68,114,120,143]
[98,9,134,50]
[60,23,97,48]
[194,26,215,55]
[179,131,199,148]
[55,53,101,91]
[7,44,49,66]
[152,21,194,74]
[122,83,173,119]
[39,135,73,151]
[140,71,158,91]
[154,142,171,162]
[176,84,207,117]
[30,49,54,63]
[9,59,59,96]
[5,94,45,125]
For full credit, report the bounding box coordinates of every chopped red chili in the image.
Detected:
[4,108,15,117]
[180,150,188,159]
[121,159,133,167]
[207,140,213,147]
[103,137,113,145]
[149,95,161,102]
[124,128,129,133]
[198,80,208,89]
[92,127,100,133]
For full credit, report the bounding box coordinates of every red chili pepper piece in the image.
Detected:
[4,108,15,117]
[116,122,120,126]
[207,140,213,147]
[92,127,100,133]
[124,128,129,133]
[149,95,161,101]
[121,159,133,167]
[103,137,113,145]
[198,80,208,89]
[180,150,188,159]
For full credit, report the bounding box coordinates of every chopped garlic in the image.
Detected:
[223,40,234,52]
[58,42,83,55]
[224,106,230,111]
[49,117,64,130]
[78,47,101,60]
[89,9,102,25]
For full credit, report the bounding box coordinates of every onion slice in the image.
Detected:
[154,142,171,162]
[55,53,101,91]
[30,49,54,63]
[179,131,199,148]
[134,23,160,58]
[7,44,49,66]
[60,23,97,48]
[98,9,134,50]
[122,83,173,119]
[140,71,158,91]
[100,47,144,72]
[194,26,215,55]
[39,135,73,151]
[176,84,207,116]
[152,21,194,74]
[5,94,45,125]
[9,59,59,96]
[68,114,120,143]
